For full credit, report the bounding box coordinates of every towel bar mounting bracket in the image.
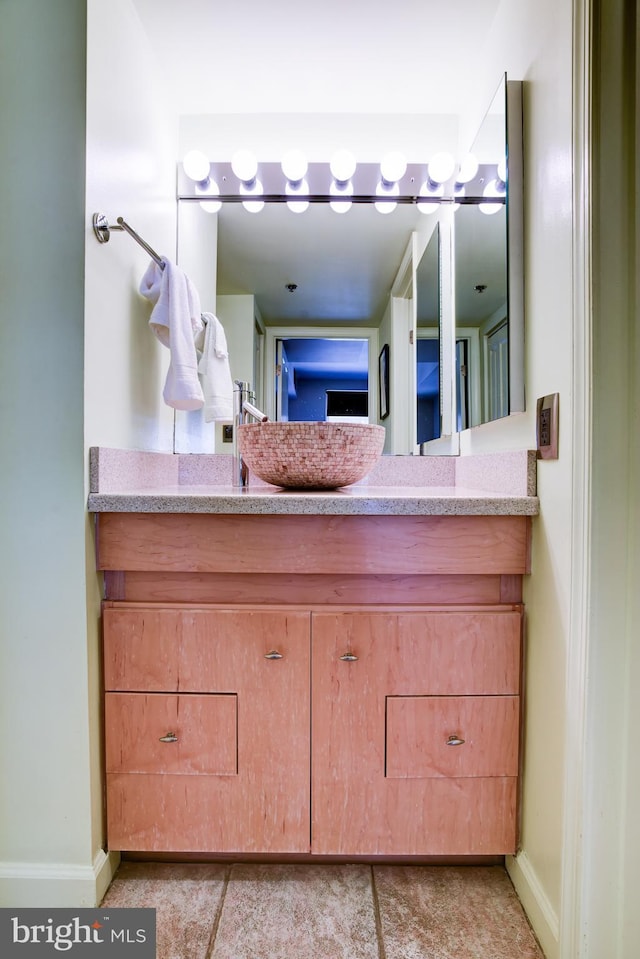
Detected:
[92,212,121,244]
[92,212,164,269]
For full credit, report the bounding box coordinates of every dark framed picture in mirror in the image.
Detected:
[379,344,390,420]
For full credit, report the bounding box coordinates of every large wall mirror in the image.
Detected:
[177,195,439,454]
[452,76,524,430]
[175,77,522,455]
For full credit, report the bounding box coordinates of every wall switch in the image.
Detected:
[222,424,233,443]
[536,393,559,459]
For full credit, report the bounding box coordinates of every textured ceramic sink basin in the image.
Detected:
[237,422,385,489]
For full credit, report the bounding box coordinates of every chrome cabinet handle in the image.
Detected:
[264,650,283,660]
[159,732,178,743]
[339,652,359,662]
[446,735,465,746]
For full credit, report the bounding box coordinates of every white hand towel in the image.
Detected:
[198,312,234,422]
[139,258,205,411]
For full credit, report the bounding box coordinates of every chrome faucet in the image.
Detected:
[233,380,268,487]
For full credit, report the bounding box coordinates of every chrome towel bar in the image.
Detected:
[92,212,164,270]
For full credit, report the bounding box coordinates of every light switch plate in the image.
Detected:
[536,393,559,459]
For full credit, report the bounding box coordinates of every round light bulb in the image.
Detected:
[497,158,508,184]
[417,180,442,214]
[285,178,309,213]
[231,149,258,184]
[375,181,398,214]
[428,151,455,185]
[183,150,210,183]
[240,178,264,213]
[380,151,407,184]
[330,149,357,183]
[329,180,352,214]
[456,153,479,184]
[281,150,308,184]
[196,178,221,213]
[479,179,505,215]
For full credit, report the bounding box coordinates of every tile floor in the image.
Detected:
[101,861,545,959]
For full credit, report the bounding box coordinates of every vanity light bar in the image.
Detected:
[177,161,506,208]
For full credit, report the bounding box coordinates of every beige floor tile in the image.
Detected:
[374,865,544,959]
[210,863,379,959]
[100,862,227,959]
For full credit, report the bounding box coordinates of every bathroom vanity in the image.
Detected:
[91,449,536,858]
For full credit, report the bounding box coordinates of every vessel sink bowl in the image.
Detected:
[237,422,385,489]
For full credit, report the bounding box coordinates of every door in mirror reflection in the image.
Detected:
[415,225,440,444]
[275,337,369,423]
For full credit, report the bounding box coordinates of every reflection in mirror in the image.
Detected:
[454,203,507,426]
[452,75,524,426]
[209,201,426,450]
[274,337,369,423]
[415,226,440,444]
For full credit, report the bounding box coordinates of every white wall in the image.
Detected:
[83,0,180,905]
[438,40,574,941]
[458,3,574,957]
[174,202,219,452]
[216,295,258,386]
[85,0,177,453]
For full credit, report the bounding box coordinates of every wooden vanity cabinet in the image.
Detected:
[96,512,530,857]
[103,607,310,852]
[311,609,521,855]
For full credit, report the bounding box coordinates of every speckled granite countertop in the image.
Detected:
[88,448,539,517]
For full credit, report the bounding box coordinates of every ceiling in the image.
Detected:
[131,0,506,332]
[131,0,502,117]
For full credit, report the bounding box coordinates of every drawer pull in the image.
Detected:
[264,649,283,660]
[339,652,359,662]
[446,735,465,746]
[159,732,178,743]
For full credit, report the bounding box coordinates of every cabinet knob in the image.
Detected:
[264,649,283,660]
[339,652,359,662]
[159,732,178,743]
[446,735,465,746]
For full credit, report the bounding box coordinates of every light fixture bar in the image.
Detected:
[177,160,506,208]
[177,192,505,206]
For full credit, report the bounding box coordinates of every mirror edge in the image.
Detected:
[506,79,525,414]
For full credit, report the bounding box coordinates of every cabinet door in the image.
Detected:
[311,609,521,856]
[104,607,310,853]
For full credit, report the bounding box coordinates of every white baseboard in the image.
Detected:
[506,851,560,959]
[0,849,120,908]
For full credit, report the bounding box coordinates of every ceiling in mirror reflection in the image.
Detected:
[214,203,424,327]
[454,205,506,324]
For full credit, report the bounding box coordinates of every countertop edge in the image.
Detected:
[87,489,540,516]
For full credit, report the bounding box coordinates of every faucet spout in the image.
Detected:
[232,381,268,487]
[242,399,269,423]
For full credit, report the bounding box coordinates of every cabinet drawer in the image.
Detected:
[105,692,237,775]
[103,607,309,691]
[386,695,519,778]
[312,609,522,695]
